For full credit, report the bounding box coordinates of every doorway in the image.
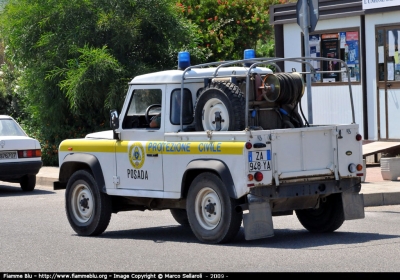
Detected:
[376,26,400,140]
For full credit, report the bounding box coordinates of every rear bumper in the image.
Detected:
[0,160,43,181]
[242,177,364,240]
[248,177,362,213]
[250,177,361,200]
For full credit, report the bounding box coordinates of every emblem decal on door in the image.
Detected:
[129,142,145,169]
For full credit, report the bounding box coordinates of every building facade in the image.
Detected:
[270,0,400,141]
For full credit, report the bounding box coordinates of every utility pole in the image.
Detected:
[296,0,319,124]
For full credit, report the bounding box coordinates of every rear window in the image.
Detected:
[0,119,27,136]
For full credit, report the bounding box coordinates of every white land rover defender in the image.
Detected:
[54,50,365,244]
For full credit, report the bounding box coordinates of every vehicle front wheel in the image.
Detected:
[65,170,112,236]
[295,194,345,233]
[186,172,242,244]
[20,175,36,192]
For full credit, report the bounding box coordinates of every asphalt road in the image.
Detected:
[1,182,400,272]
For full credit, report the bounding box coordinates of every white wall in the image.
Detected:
[283,23,302,70]
[300,85,364,132]
[316,16,360,30]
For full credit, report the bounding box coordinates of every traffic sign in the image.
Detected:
[296,0,319,32]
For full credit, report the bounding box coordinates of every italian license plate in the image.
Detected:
[0,151,17,160]
[248,150,271,172]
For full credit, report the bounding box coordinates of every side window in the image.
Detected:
[170,89,193,125]
[127,89,162,115]
[123,88,162,129]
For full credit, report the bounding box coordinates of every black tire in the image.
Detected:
[186,172,242,244]
[170,209,189,226]
[20,175,36,192]
[295,194,345,233]
[65,170,112,236]
[194,82,245,131]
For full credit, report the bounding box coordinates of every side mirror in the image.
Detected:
[110,109,119,130]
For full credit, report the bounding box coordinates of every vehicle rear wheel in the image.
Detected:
[65,170,112,236]
[295,194,345,233]
[170,209,189,226]
[194,82,245,131]
[20,175,36,192]
[186,172,242,244]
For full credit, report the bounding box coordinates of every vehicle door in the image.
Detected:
[116,85,165,191]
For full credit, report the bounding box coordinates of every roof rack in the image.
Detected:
[178,56,355,131]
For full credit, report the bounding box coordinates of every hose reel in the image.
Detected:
[260,72,304,105]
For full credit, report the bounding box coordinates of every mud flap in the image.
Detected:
[341,192,365,220]
[243,195,274,240]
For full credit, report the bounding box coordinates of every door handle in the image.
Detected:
[387,83,392,88]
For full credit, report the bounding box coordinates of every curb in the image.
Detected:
[36,176,57,189]
[363,192,400,207]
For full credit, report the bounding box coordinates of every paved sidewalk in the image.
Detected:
[359,165,400,206]
[36,165,400,207]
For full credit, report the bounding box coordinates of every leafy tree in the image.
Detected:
[0,40,22,116]
[0,0,204,165]
[176,0,290,61]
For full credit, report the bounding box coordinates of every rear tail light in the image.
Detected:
[254,172,263,182]
[18,149,42,158]
[356,134,362,141]
[245,142,252,149]
[356,164,363,171]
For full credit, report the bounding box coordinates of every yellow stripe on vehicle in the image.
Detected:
[60,140,245,155]
[59,139,117,153]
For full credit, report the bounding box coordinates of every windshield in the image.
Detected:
[0,119,27,136]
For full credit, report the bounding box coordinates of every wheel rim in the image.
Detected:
[194,187,222,230]
[202,98,230,131]
[71,183,94,224]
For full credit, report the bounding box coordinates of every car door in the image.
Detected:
[115,85,165,191]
